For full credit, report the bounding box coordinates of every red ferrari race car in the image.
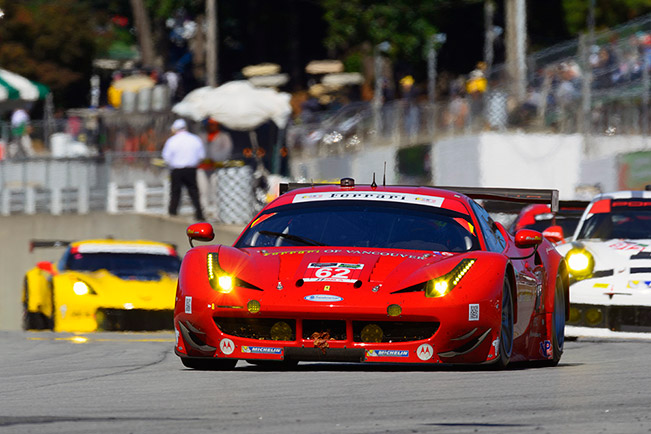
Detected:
[510,201,590,244]
[174,179,568,369]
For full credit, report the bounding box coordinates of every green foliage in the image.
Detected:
[322,0,479,65]
[562,0,650,34]
[0,0,106,106]
[343,52,363,73]
[145,0,203,20]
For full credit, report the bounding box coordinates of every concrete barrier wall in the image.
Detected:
[426,132,585,199]
[0,214,244,331]
[291,133,651,200]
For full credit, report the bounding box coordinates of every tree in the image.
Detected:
[320,0,486,89]
[0,0,102,108]
[562,0,651,34]
[130,0,156,67]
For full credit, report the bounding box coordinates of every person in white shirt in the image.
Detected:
[10,108,34,157]
[162,119,206,220]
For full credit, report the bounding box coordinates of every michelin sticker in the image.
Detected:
[367,350,409,357]
[242,346,283,355]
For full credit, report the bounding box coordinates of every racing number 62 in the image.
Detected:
[314,267,351,279]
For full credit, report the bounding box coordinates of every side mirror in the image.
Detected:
[514,229,544,249]
[187,223,215,247]
[542,225,564,244]
[36,261,56,275]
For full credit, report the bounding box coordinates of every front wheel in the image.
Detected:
[181,357,237,370]
[22,283,49,330]
[493,278,514,369]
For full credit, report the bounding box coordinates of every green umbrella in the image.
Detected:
[0,68,49,101]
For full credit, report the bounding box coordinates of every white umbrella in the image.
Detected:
[173,80,291,130]
[169,86,215,121]
[172,80,292,172]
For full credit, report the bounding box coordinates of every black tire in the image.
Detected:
[493,278,514,369]
[22,283,48,330]
[542,274,565,367]
[181,357,237,370]
[48,284,56,331]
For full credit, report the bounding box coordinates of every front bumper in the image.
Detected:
[568,303,651,332]
[174,298,503,365]
[56,304,174,332]
[568,274,651,332]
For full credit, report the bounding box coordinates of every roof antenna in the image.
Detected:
[310,178,314,188]
[382,162,386,187]
[371,173,377,188]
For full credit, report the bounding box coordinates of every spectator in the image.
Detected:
[399,75,419,136]
[162,119,206,221]
[465,62,488,127]
[10,108,34,158]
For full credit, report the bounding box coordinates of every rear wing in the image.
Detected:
[557,200,590,211]
[279,182,559,213]
[29,240,71,253]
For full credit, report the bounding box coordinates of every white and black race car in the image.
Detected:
[556,189,651,336]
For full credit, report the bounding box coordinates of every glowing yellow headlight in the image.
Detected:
[73,281,90,296]
[565,248,594,279]
[425,258,476,298]
[207,253,235,293]
[218,276,234,292]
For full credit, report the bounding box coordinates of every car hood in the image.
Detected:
[215,246,478,293]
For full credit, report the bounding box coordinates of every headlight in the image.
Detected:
[425,258,476,298]
[72,280,96,296]
[207,253,234,293]
[565,248,594,279]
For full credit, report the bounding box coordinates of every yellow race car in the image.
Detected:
[23,239,181,332]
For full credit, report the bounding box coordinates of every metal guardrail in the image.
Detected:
[0,180,194,217]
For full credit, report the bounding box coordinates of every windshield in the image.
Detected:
[577,202,651,240]
[522,216,580,237]
[64,252,181,276]
[235,201,480,252]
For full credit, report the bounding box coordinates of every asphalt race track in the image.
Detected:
[1,331,651,433]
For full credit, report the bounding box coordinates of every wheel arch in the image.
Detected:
[505,262,518,324]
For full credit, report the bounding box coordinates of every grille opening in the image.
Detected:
[352,321,439,343]
[569,304,651,332]
[214,317,296,340]
[302,319,347,340]
[96,309,173,331]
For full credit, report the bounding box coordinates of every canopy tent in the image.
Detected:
[0,68,50,101]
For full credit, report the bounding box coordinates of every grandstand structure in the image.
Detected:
[287,12,651,157]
